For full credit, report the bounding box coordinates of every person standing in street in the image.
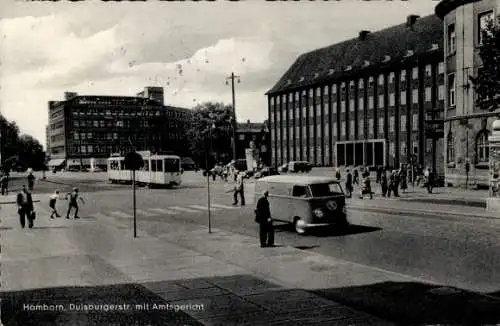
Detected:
[345,169,353,198]
[387,170,395,197]
[27,172,35,191]
[335,168,341,180]
[49,190,63,219]
[381,168,388,197]
[360,176,373,199]
[66,188,84,219]
[255,190,274,247]
[353,169,359,186]
[1,173,8,196]
[427,169,434,194]
[232,172,245,206]
[17,185,34,228]
[400,169,408,194]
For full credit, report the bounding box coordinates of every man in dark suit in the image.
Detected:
[17,185,34,228]
[255,190,274,247]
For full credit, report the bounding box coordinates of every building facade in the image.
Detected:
[267,15,445,176]
[46,87,192,170]
[436,0,499,187]
[235,120,270,165]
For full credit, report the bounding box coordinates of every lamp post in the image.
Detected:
[206,114,216,233]
[226,72,240,161]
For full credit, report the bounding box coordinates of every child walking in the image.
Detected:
[49,190,63,219]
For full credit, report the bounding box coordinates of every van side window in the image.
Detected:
[292,186,308,198]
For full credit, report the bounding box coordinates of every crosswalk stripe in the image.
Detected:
[188,205,222,211]
[111,211,131,218]
[168,206,200,213]
[148,208,179,215]
[211,204,239,210]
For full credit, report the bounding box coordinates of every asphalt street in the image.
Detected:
[3,171,499,323]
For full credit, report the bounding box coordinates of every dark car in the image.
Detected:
[254,167,279,179]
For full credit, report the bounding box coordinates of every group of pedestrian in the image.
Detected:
[1,173,9,195]
[343,167,373,200]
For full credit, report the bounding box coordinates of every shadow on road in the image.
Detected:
[314,281,500,325]
[33,226,70,230]
[274,223,382,238]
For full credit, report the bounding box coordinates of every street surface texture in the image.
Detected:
[1,170,499,324]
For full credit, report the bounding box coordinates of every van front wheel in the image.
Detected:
[293,217,306,235]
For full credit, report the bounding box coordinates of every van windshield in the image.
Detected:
[309,183,344,197]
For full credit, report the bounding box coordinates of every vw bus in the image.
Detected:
[254,175,348,234]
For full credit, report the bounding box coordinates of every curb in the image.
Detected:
[0,200,41,205]
[349,205,498,220]
[401,197,486,208]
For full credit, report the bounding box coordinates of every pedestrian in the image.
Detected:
[345,169,353,198]
[1,173,8,196]
[360,176,373,199]
[335,168,341,180]
[222,166,228,182]
[232,172,245,206]
[387,170,395,197]
[66,188,84,219]
[427,169,434,194]
[16,185,35,228]
[27,172,35,191]
[49,190,63,219]
[353,169,359,186]
[392,170,400,197]
[376,166,382,184]
[255,190,274,248]
[400,169,408,194]
[381,169,388,197]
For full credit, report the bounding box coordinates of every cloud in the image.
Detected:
[0,0,438,148]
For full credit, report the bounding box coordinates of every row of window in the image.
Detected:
[70,108,190,119]
[446,130,490,164]
[446,10,494,54]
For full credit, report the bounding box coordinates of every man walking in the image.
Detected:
[66,188,84,219]
[427,169,434,194]
[353,169,359,186]
[345,169,353,198]
[255,190,274,247]
[1,173,8,196]
[17,185,34,228]
[232,172,245,206]
[27,172,35,191]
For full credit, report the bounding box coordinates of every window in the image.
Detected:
[448,24,456,53]
[400,115,407,132]
[359,119,364,136]
[401,91,407,105]
[87,145,93,153]
[358,97,364,111]
[389,142,395,156]
[438,85,445,100]
[412,114,418,130]
[93,120,98,127]
[412,89,418,104]
[447,132,455,163]
[369,119,374,135]
[389,116,395,132]
[476,130,490,163]
[389,72,395,85]
[369,96,374,109]
[349,120,354,136]
[425,65,432,77]
[341,100,346,113]
[413,141,418,154]
[309,182,343,197]
[333,123,337,137]
[81,146,87,153]
[349,99,355,112]
[425,87,432,102]
[378,94,384,107]
[292,185,309,197]
[389,93,395,106]
[74,133,79,140]
[479,11,494,45]
[401,142,407,156]
[358,79,364,89]
[400,70,406,82]
[341,123,346,136]
[378,117,384,135]
[412,67,418,80]
[438,62,444,74]
[448,74,456,106]
[378,74,384,86]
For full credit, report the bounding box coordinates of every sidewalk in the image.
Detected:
[0,205,390,325]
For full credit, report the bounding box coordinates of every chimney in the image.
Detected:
[406,15,420,27]
[359,30,370,40]
[64,92,78,100]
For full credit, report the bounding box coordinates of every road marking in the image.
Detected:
[135,209,152,216]
[111,211,131,218]
[188,205,222,211]
[168,206,201,213]
[211,204,239,210]
[148,208,179,215]
[91,212,112,219]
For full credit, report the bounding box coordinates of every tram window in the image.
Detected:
[156,160,163,172]
[164,158,180,172]
[120,161,125,170]
[151,160,157,172]
[143,161,149,171]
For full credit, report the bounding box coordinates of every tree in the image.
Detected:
[186,102,234,169]
[469,17,500,112]
[18,134,45,170]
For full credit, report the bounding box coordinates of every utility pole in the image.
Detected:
[226,72,240,161]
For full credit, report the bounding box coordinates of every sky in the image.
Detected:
[0,0,440,149]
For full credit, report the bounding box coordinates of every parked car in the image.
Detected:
[278,163,288,173]
[288,161,313,173]
[254,167,279,179]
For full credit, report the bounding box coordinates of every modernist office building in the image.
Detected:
[267,15,446,175]
[436,0,499,187]
[47,87,192,169]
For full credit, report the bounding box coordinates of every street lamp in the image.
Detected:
[225,72,240,161]
[205,113,216,233]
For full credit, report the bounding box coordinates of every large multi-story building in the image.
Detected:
[46,87,192,170]
[435,0,499,187]
[267,15,446,177]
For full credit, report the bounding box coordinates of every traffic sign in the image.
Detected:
[124,152,144,171]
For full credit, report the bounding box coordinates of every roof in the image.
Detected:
[434,0,482,19]
[257,175,338,185]
[267,15,443,95]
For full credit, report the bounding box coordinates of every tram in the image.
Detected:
[107,152,182,187]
